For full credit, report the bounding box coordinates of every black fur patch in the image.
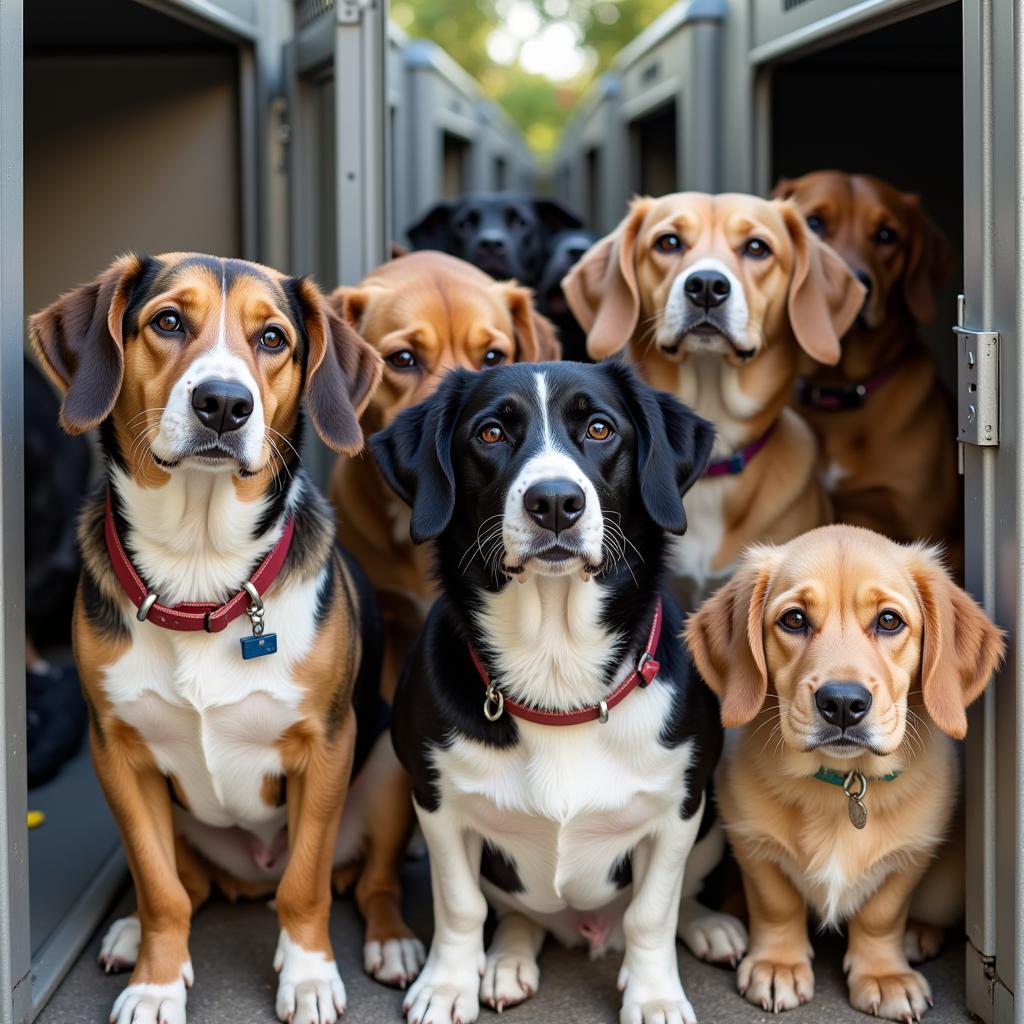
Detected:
[481,841,526,894]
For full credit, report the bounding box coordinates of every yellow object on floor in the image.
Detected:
[27,810,45,829]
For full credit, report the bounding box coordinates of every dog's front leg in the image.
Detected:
[275,712,356,1024]
[403,800,487,1024]
[92,728,194,1024]
[618,805,703,1024]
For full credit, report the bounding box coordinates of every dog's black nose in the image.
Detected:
[815,682,873,730]
[684,269,731,309]
[524,479,585,535]
[477,233,508,256]
[854,269,873,297]
[191,379,254,435]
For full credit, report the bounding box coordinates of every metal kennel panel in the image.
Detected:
[576,73,625,234]
[389,22,412,247]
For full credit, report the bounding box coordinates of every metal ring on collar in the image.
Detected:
[483,685,504,722]
[137,592,158,622]
[843,770,867,800]
[240,580,264,611]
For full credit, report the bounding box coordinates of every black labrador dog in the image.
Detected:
[535,227,598,362]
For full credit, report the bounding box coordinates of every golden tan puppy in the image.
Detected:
[774,172,959,565]
[564,193,864,606]
[328,250,558,703]
[686,526,1003,1021]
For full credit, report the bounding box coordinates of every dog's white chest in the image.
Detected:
[671,478,731,607]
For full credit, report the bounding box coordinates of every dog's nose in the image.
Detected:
[815,682,873,731]
[684,270,731,309]
[523,478,586,535]
[191,379,254,435]
[477,233,508,256]
[854,270,873,298]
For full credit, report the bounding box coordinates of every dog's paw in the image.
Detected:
[617,967,696,1024]
[274,931,346,1024]
[678,909,748,966]
[737,954,814,1013]
[848,968,933,1022]
[99,916,141,974]
[364,937,426,989]
[904,921,944,964]
[480,949,539,1012]
[403,960,481,1024]
[109,968,191,1024]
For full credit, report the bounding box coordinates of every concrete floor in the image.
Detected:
[38,860,975,1024]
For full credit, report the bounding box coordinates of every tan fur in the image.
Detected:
[774,172,960,565]
[686,526,1004,1018]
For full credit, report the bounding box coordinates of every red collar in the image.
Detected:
[704,423,775,477]
[104,487,295,633]
[470,597,662,726]
[796,361,900,412]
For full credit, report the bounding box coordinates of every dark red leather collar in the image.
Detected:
[796,361,900,412]
[470,597,662,726]
[104,487,294,633]
[704,423,776,477]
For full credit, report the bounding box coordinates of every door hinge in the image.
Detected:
[955,295,999,447]
[336,0,373,23]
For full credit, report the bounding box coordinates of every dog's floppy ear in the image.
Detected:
[329,284,389,334]
[496,282,562,362]
[778,200,865,366]
[909,546,1004,739]
[534,197,584,234]
[685,550,777,727]
[292,277,383,455]
[407,200,454,251]
[771,177,796,201]
[563,199,652,361]
[608,362,714,534]
[390,242,410,259]
[370,369,472,543]
[29,253,150,435]
[901,193,954,325]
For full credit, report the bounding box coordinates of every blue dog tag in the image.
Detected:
[240,632,278,659]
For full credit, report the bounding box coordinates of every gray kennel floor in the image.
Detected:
[38,857,974,1024]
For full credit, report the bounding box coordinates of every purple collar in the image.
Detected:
[704,424,776,477]
[796,362,900,412]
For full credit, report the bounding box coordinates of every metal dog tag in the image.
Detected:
[240,581,277,660]
[847,796,867,829]
[843,771,868,829]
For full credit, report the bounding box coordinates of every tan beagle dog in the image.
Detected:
[686,525,1003,1021]
[30,253,390,1024]
[328,250,559,704]
[774,172,959,566]
[563,193,864,606]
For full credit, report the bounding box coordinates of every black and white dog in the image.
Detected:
[372,361,725,1024]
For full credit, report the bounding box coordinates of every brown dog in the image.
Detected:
[774,172,959,560]
[686,525,1003,1021]
[563,193,864,606]
[328,250,559,702]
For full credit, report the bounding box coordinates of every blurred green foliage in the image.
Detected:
[392,0,675,155]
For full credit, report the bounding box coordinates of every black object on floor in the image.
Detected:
[27,661,87,789]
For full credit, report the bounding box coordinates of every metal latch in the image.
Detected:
[954,298,999,447]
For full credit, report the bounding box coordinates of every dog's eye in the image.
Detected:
[152,310,183,335]
[586,420,612,441]
[387,350,417,370]
[876,610,905,633]
[478,423,506,444]
[874,226,899,246]
[482,350,506,369]
[805,215,827,237]
[654,233,683,254]
[779,608,808,632]
[259,326,287,351]
[743,237,773,259]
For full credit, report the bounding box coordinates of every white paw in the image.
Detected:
[403,958,482,1024]
[364,937,426,988]
[480,950,539,1012]
[678,909,748,966]
[110,968,191,1024]
[274,930,346,1024]
[99,917,141,974]
[617,968,696,1024]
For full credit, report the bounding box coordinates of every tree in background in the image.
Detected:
[391,0,674,155]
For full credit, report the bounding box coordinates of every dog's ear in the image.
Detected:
[771,177,796,200]
[909,546,1004,739]
[329,284,389,334]
[370,369,472,543]
[534,197,584,235]
[29,253,150,435]
[407,201,454,251]
[563,198,652,360]
[390,241,410,259]
[496,283,562,362]
[607,362,714,534]
[901,193,954,325]
[292,277,383,456]
[778,200,865,366]
[685,551,777,727]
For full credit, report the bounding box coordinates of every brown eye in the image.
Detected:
[876,610,905,633]
[153,310,182,334]
[259,326,286,351]
[586,420,612,441]
[874,226,899,246]
[479,423,506,444]
[779,608,808,632]
[482,350,506,368]
[654,233,683,254]
[805,214,827,237]
[387,349,416,370]
[743,237,772,259]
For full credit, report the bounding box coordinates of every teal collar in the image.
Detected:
[813,766,901,786]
